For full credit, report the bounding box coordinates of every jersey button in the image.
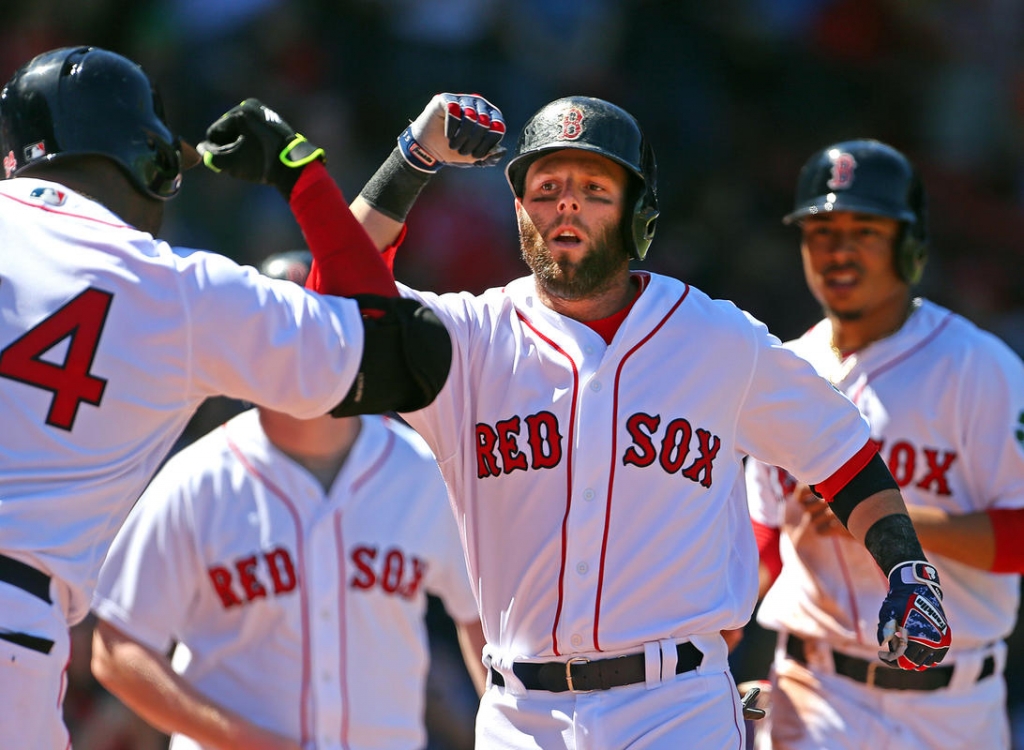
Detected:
[571,634,583,647]
[589,380,602,392]
[576,562,588,575]
[583,488,595,501]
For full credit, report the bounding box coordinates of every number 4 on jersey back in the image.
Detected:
[0,288,112,431]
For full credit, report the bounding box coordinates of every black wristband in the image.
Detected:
[358,147,435,223]
[863,513,926,576]
[826,452,899,527]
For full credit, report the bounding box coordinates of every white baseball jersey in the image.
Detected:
[93,410,478,750]
[397,271,871,669]
[749,299,1024,658]
[0,177,364,626]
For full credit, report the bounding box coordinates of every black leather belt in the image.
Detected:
[786,634,995,691]
[0,553,51,603]
[490,641,703,693]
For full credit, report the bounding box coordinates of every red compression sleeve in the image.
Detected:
[987,508,1024,573]
[289,161,398,298]
[752,520,783,585]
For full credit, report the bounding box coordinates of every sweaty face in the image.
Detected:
[800,211,907,322]
[516,150,630,300]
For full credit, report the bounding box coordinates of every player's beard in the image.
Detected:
[519,219,629,301]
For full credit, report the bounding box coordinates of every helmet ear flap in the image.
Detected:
[896,228,928,285]
[631,201,659,261]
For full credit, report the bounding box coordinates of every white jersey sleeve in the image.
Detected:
[0,178,364,623]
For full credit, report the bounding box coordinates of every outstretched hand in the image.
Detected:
[197,98,324,197]
[399,93,506,173]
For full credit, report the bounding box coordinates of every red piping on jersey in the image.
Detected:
[594,284,690,650]
[226,434,313,748]
[848,312,954,404]
[516,309,579,657]
[334,513,352,750]
[351,427,395,495]
[0,191,132,228]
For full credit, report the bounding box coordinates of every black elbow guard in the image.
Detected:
[330,295,452,417]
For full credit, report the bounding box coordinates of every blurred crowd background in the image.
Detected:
[3,0,1023,747]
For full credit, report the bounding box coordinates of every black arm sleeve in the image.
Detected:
[863,513,927,576]
[330,295,452,417]
[357,147,434,223]
[822,452,899,527]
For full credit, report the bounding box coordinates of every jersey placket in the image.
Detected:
[304,491,348,747]
[557,342,617,654]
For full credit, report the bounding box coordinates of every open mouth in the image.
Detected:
[550,228,583,247]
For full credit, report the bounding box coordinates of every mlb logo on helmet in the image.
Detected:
[29,186,67,206]
[557,106,585,141]
[24,141,47,162]
[826,149,856,190]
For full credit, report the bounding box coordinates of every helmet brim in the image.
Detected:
[783,194,918,225]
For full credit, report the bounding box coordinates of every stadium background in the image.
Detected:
[3,1,1022,747]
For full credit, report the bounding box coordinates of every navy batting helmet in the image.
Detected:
[259,249,312,286]
[785,139,928,285]
[505,96,659,261]
[0,46,195,200]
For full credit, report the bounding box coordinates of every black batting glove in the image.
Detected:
[197,98,324,198]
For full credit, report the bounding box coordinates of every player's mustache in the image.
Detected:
[544,219,586,238]
[822,261,863,275]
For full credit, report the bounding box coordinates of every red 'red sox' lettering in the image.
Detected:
[622,412,721,488]
[207,545,298,609]
[476,410,720,487]
[476,410,562,477]
[350,545,426,599]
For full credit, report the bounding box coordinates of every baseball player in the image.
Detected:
[745,139,1024,749]
[90,250,485,750]
[0,47,450,750]
[202,94,952,749]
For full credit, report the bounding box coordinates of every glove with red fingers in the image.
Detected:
[876,560,951,671]
[398,93,506,173]
[197,98,324,198]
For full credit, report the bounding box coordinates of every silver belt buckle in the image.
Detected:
[565,656,592,693]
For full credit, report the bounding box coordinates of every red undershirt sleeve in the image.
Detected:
[752,520,783,586]
[986,508,1024,573]
[288,161,399,298]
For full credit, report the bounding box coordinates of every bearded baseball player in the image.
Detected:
[201,94,953,749]
[0,47,450,750]
[745,139,1024,750]
[90,251,485,750]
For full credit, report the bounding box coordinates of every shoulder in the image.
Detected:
[918,300,1022,370]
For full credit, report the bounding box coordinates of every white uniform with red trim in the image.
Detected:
[396,271,872,749]
[747,299,1024,749]
[93,409,478,750]
[0,178,364,748]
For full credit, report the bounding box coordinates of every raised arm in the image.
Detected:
[196,98,398,297]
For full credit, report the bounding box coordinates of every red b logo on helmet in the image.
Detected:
[827,151,857,190]
[557,107,585,140]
